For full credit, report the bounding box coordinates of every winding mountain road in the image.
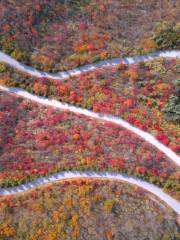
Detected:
[0,50,180,80]
[0,85,179,166]
[0,50,180,214]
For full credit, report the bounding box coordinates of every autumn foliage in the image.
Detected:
[1,57,179,154]
[0,90,179,194]
[0,1,179,72]
[0,180,179,239]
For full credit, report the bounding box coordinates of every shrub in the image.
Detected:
[153,21,180,49]
[0,77,11,85]
[92,55,101,63]
[0,36,15,54]
[0,62,7,73]
[0,223,16,238]
[163,95,180,122]
[142,38,157,52]
[103,199,115,213]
